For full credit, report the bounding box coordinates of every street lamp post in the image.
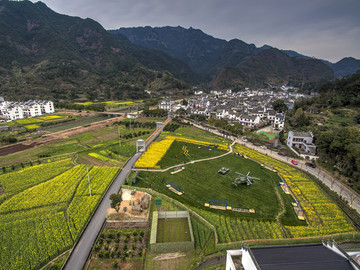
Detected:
[86,166,92,197]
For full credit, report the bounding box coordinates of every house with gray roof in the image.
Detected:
[226,241,360,270]
[287,131,316,155]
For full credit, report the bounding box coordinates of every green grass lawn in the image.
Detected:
[136,154,289,220]
[157,141,227,169]
[157,218,191,242]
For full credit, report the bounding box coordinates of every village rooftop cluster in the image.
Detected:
[160,88,313,130]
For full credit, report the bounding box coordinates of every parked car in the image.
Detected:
[260,146,267,149]
[278,152,286,156]
[242,138,248,142]
[291,159,298,165]
[305,162,316,168]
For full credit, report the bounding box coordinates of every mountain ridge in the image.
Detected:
[0,0,200,100]
[113,26,335,88]
[115,26,360,80]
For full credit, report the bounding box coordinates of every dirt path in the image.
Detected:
[274,188,288,238]
[0,116,124,156]
[133,140,236,173]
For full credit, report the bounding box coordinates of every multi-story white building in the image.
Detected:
[273,113,285,130]
[39,100,55,114]
[287,131,316,155]
[159,100,174,111]
[1,105,24,121]
[238,114,261,128]
[0,99,55,121]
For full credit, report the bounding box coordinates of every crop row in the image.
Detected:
[235,144,356,238]
[88,152,120,164]
[135,135,229,168]
[0,159,74,197]
[135,137,175,168]
[166,136,229,151]
[195,208,283,243]
[0,164,119,270]
[0,165,88,214]
[191,219,212,252]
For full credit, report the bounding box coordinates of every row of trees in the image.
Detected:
[207,117,244,136]
[142,107,168,118]
[114,120,157,129]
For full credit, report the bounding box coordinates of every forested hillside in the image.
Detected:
[290,71,360,188]
[0,0,198,101]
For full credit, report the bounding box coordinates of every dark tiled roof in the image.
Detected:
[251,244,354,270]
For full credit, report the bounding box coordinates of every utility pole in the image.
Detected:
[118,126,121,148]
[86,166,92,197]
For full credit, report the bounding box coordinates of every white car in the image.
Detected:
[260,146,266,149]
[242,138,248,142]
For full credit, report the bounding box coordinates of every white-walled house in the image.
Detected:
[0,99,55,121]
[39,100,55,114]
[287,131,316,155]
[238,114,260,128]
[1,105,24,121]
[23,103,42,118]
[273,113,285,130]
[159,100,174,111]
[267,110,276,122]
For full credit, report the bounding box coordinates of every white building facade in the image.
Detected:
[0,100,55,121]
[287,131,316,155]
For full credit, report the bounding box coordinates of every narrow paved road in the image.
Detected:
[63,119,169,270]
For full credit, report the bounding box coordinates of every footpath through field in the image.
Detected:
[186,120,360,215]
[133,140,236,173]
[63,118,171,270]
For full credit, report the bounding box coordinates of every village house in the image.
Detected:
[287,131,316,155]
[238,114,261,128]
[273,113,285,130]
[0,99,55,121]
[159,100,174,111]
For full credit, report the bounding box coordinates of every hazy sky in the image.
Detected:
[32,0,360,62]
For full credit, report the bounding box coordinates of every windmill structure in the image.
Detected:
[232,171,260,186]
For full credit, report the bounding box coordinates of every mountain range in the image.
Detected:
[0,0,199,100]
[0,0,359,101]
[113,26,360,83]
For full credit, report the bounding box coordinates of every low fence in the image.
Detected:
[150,241,194,253]
[124,186,360,252]
[150,210,194,253]
[158,210,188,219]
